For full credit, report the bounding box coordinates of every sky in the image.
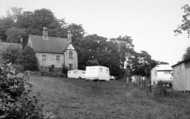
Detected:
[0,0,190,65]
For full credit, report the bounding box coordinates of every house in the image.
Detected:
[0,42,22,63]
[151,64,173,85]
[27,27,78,71]
[172,60,190,91]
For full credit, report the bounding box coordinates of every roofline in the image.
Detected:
[156,69,173,71]
[35,51,65,54]
[29,34,67,40]
[172,60,190,68]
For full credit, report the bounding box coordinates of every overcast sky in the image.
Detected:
[0,0,190,65]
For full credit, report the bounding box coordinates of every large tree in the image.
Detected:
[129,51,157,77]
[0,17,14,41]
[175,4,190,36]
[6,27,26,43]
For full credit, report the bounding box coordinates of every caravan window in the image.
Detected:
[106,69,109,73]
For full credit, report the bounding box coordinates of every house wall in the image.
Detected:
[36,53,65,68]
[64,44,78,70]
[185,63,190,90]
[151,67,173,85]
[64,49,78,69]
[173,63,190,91]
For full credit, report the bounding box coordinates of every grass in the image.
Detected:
[31,75,190,119]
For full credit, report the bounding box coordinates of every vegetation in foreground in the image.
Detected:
[31,75,190,119]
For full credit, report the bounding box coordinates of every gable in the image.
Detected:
[66,44,75,50]
[28,35,71,54]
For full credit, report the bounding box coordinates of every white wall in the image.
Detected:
[151,67,173,85]
[173,63,190,91]
[36,53,64,68]
[64,45,78,69]
[85,66,110,80]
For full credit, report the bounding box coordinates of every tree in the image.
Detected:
[0,17,14,41]
[18,47,38,71]
[6,27,26,43]
[2,46,22,64]
[175,4,190,37]
[67,23,85,45]
[77,34,107,69]
[129,51,157,77]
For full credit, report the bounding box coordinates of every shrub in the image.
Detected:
[62,65,68,74]
[18,46,39,71]
[0,63,44,119]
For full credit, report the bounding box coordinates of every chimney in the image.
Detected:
[67,30,72,43]
[42,27,48,40]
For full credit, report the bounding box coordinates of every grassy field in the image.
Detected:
[31,75,190,119]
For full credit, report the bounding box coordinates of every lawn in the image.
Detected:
[31,75,190,119]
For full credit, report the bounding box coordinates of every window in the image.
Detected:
[69,50,73,59]
[42,55,46,62]
[56,55,60,62]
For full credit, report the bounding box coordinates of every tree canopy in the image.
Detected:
[175,4,190,37]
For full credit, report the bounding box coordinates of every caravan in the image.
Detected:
[85,66,110,81]
[67,70,85,79]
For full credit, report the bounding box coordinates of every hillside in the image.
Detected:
[31,75,190,119]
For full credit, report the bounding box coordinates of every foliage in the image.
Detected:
[126,50,157,77]
[2,46,22,64]
[175,4,190,36]
[0,64,44,119]
[0,17,14,41]
[183,47,190,61]
[6,27,26,43]
[62,65,68,74]
[18,47,38,71]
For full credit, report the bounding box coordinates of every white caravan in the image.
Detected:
[67,69,86,79]
[85,66,110,81]
[151,64,173,85]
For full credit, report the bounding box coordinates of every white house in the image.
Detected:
[172,60,190,91]
[151,64,173,85]
[27,27,78,71]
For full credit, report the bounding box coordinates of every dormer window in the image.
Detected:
[42,55,46,62]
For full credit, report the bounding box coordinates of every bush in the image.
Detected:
[0,63,44,119]
[62,65,68,74]
[18,46,39,71]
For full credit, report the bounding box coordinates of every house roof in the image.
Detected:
[155,64,173,71]
[172,60,190,68]
[29,35,70,54]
